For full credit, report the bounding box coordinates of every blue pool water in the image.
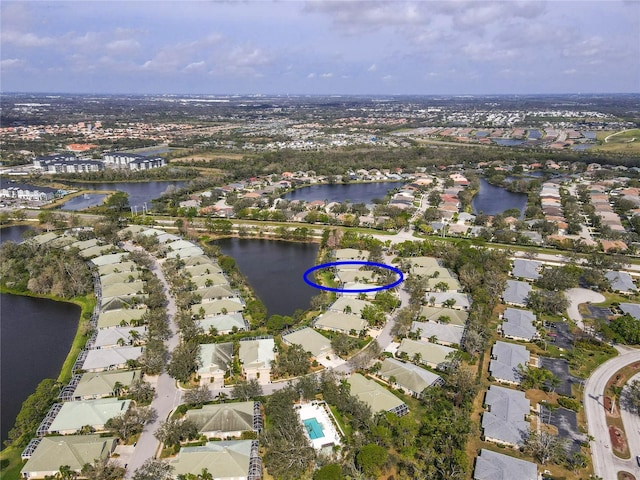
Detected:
[303,418,324,440]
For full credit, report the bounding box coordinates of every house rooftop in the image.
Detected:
[481,385,530,446]
[410,321,464,346]
[347,373,408,415]
[239,338,275,370]
[502,280,532,306]
[474,449,537,480]
[489,341,530,385]
[282,327,332,358]
[605,270,637,293]
[378,358,443,395]
[512,259,541,280]
[21,435,117,477]
[48,398,130,433]
[185,401,257,435]
[502,308,537,341]
[169,440,256,478]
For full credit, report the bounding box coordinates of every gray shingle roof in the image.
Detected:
[489,341,529,384]
[606,271,637,292]
[481,385,530,446]
[512,259,541,280]
[474,449,537,480]
[620,303,640,320]
[502,308,537,341]
[502,280,532,306]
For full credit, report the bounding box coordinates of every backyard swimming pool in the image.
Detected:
[304,418,324,440]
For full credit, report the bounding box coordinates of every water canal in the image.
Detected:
[215,238,319,317]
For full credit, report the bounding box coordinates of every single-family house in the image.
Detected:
[347,373,408,416]
[481,385,530,447]
[378,358,444,397]
[169,440,261,480]
[198,342,234,388]
[474,449,537,480]
[396,338,456,368]
[45,398,130,435]
[184,401,261,438]
[81,346,143,372]
[502,280,532,306]
[489,341,530,385]
[314,311,367,334]
[501,308,537,342]
[239,338,275,384]
[410,321,465,347]
[69,370,141,401]
[282,328,332,359]
[20,435,118,479]
[605,271,637,294]
[512,259,542,281]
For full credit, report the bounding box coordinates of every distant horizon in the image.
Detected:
[3,91,639,98]
[2,1,638,95]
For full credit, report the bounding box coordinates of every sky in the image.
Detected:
[1,0,639,95]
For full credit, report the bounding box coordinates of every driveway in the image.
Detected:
[540,357,578,397]
[565,288,605,330]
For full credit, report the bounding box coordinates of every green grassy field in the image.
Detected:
[595,129,640,153]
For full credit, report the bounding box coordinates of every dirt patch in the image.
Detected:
[604,396,613,413]
[609,425,627,454]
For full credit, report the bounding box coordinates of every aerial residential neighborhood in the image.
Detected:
[1,1,640,479]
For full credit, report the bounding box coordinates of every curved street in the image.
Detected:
[584,349,640,479]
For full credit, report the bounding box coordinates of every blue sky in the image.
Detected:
[1,0,638,95]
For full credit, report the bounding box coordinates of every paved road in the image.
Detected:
[123,242,182,478]
[621,373,640,471]
[584,350,640,479]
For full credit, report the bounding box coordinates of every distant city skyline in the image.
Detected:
[1,0,638,95]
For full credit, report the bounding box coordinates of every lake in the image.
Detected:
[0,294,80,444]
[215,238,319,316]
[61,181,188,210]
[472,178,528,217]
[283,181,406,204]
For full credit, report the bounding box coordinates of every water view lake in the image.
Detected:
[472,178,528,217]
[0,294,80,444]
[215,238,319,316]
[283,181,406,204]
[61,180,188,210]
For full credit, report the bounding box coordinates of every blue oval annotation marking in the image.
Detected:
[303,261,404,293]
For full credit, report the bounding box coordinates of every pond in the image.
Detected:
[0,224,33,244]
[61,180,188,210]
[0,294,80,444]
[472,178,528,217]
[215,238,319,316]
[283,181,406,204]
[58,193,107,211]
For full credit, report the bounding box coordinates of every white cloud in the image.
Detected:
[321,72,333,78]
[0,58,26,70]
[106,39,141,54]
[307,72,316,78]
[368,63,377,72]
[1,31,55,47]
[183,61,206,72]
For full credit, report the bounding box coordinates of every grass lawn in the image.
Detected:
[0,446,24,480]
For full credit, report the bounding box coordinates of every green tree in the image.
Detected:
[132,459,174,480]
[154,418,199,447]
[232,378,264,401]
[167,340,201,383]
[356,443,388,477]
[314,464,344,480]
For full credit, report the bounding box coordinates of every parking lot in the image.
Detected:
[546,321,574,351]
[540,405,584,453]
[540,357,580,397]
